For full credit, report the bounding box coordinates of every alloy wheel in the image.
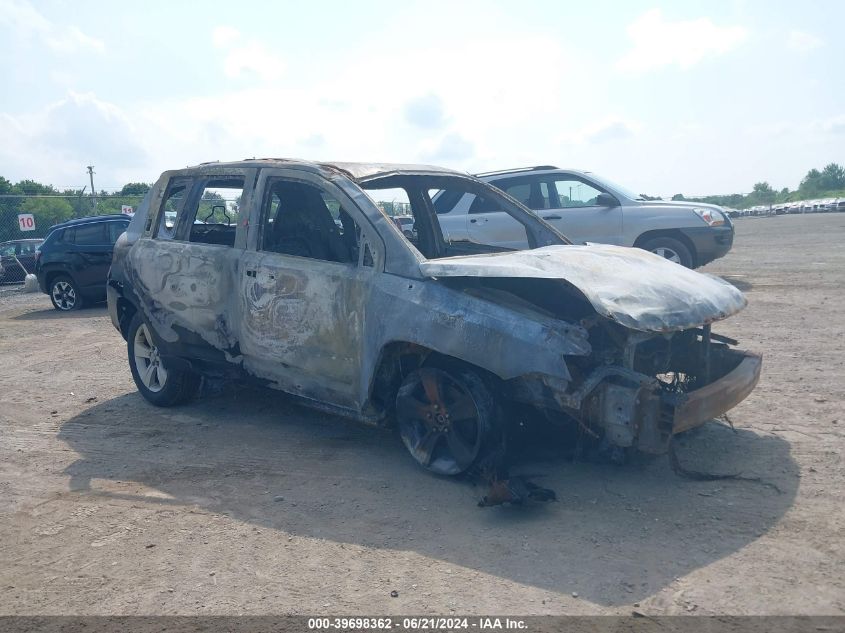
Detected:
[396,367,484,475]
[133,323,168,393]
[652,246,681,264]
[51,281,76,310]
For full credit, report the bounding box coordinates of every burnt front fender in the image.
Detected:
[361,275,592,405]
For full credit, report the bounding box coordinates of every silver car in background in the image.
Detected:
[435,166,735,268]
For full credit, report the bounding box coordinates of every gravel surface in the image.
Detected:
[0,213,843,615]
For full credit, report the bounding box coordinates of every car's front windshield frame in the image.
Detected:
[585,173,644,201]
[359,174,570,260]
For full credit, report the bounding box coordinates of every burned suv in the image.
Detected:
[108,160,761,475]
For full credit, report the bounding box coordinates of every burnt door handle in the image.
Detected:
[469,218,477,223]
[246,269,256,277]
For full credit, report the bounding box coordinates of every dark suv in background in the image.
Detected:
[35,214,130,311]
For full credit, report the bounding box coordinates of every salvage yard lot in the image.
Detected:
[0,214,843,615]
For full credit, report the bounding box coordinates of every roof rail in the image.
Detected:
[475,165,559,177]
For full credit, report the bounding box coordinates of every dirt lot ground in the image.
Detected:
[0,214,843,616]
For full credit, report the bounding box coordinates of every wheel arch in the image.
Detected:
[366,341,502,422]
[115,294,139,339]
[44,269,77,293]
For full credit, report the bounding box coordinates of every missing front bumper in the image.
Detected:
[671,350,762,434]
[508,347,762,454]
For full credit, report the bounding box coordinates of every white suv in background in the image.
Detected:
[434,166,735,268]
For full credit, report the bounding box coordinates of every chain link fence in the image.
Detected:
[0,194,145,285]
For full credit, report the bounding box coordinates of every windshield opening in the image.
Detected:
[360,175,567,260]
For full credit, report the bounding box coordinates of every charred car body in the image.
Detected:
[108,160,761,475]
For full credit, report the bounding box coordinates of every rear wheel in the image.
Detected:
[49,275,83,311]
[395,365,502,475]
[127,313,199,406]
[640,236,694,268]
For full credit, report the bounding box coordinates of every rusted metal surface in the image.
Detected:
[321,162,463,181]
[673,351,763,434]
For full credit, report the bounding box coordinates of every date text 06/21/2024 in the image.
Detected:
[307,617,528,630]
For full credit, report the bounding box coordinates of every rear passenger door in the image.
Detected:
[62,221,114,293]
[466,180,534,249]
[130,170,256,362]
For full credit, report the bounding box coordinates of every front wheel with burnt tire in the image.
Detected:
[640,236,694,268]
[395,365,503,476]
[127,313,199,407]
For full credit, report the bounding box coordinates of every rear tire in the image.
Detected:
[640,236,694,268]
[49,275,83,311]
[127,313,199,407]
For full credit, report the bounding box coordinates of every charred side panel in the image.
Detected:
[358,274,593,410]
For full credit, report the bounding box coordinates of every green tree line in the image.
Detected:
[3,162,844,240]
[0,178,151,239]
[670,163,845,209]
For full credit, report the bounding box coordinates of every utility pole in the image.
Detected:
[86,165,97,211]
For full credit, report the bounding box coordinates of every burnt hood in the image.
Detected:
[419,244,747,332]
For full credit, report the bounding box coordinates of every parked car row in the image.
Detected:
[101,159,760,479]
[734,198,845,217]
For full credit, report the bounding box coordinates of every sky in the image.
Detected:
[0,0,842,197]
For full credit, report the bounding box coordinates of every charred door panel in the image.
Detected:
[238,251,370,408]
[237,167,379,410]
[129,240,242,359]
[125,169,255,360]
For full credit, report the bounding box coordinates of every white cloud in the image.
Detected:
[404,93,447,130]
[813,114,845,135]
[617,9,746,73]
[420,132,475,163]
[560,117,641,145]
[584,119,638,144]
[212,25,241,48]
[787,30,823,53]
[0,0,104,53]
[0,92,147,185]
[222,42,286,82]
[1,5,581,182]
[299,132,326,148]
[138,24,572,171]
[210,27,285,82]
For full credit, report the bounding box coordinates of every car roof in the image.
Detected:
[473,166,593,180]
[50,214,130,230]
[182,158,466,182]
